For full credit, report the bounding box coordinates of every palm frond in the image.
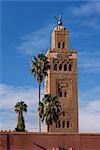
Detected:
[41,94,61,128]
[15,101,27,114]
[31,53,50,84]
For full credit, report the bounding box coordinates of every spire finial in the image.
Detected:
[55,14,62,25]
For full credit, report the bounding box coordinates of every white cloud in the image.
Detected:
[0,84,44,131]
[17,24,55,55]
[78,51,100,73]
[86,100,100,113]
[0,84,38,108]
[79,86,100,104]
[79,86,100,132]
[72,2,100,17]
[65,2,100,29]
[79,100,100,132]
[16,2,100,57]
[0,84,100,132]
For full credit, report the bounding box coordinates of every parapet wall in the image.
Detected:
[0,131,100,150]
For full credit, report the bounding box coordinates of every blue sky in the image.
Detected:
[0,1,100,132]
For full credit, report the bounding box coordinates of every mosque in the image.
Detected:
[0,16,100,150]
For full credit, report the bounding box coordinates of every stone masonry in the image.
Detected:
[45,25,78,133]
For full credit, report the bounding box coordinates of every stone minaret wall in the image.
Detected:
[45,25,78,133]
[52,26,69,50]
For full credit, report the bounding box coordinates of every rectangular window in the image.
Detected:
[63,112,65,116]
[67,121,69,128]
[58,121,61,128]
[64,91,67,97]
[62,121,65,128]
[59,92,62,97]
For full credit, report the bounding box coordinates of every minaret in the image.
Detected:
[45,15,78,133]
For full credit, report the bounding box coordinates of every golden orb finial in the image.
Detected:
[55,14,62,25]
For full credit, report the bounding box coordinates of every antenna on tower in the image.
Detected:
[55,14,62,25]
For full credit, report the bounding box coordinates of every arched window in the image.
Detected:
[64,64,67,71]
[58,121,61,128]
[62,121,65,128]
[64,91,67,97]
[54,64,57,70]
[69,64,72,71]
[59,64,62,70]
[66,121,69,128]
[58,42,60,48]
[59,92,62,97]
[62,42,65,48]
[63,112,65,116]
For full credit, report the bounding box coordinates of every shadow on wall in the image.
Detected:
[33,143,73,150]
[48,147,73,150]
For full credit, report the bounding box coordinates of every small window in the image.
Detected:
[64,92,67,97]
[69,64,72,71]
[67,121,69,128]
[54,64,57,70]
[58,42,60,48]
[63,112,65,116]
[64,64,67,71]
[62,42,65,48]
[62,121,65,128]
[59,92,62,97]
[59,64,62,70]
[58,121,61,128]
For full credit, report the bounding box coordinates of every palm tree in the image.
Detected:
[39,94,61,132]
[31,53,50,132]
[15,101,27,132]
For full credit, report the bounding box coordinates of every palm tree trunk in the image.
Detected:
[38,83,41,132]
[47,124,49,132]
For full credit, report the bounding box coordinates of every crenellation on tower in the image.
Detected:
[45,22,78,133]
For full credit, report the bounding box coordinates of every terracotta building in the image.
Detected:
[45,18,78,133]
[0,132,100,150]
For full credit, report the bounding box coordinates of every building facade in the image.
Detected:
[45,23,78,133]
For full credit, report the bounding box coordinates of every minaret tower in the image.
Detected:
[45,15,78,133]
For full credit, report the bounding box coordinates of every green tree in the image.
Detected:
[15,101,27,132]
[39,94,61,132]
[31,53,50,132]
